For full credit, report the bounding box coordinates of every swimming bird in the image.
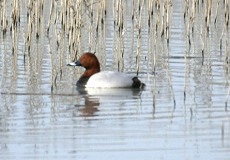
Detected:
[67,52,145,88]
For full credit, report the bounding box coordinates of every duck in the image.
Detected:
[67,52,145,88]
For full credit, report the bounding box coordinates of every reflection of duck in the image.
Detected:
[74,97,99,117]
[67,52,145,88]
[75,87,143,117]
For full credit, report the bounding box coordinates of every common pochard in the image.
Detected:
[67,52,145,88]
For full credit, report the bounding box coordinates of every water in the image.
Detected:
[1,0,230,160]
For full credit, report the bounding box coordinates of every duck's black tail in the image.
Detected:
[132,77,145,89]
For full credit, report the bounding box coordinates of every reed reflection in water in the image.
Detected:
[0,0,230,160]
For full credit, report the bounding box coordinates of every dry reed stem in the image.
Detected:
[136,0,144,75]
[225,83,230,111]
[1,0,7,35]
[214,0,220,25]
[166,0,172,45]
[224,0,229,29]
[200,31,205,65]
[47,0,55,34]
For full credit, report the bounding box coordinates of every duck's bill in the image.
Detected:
[67,61,81,66]
[67,62,77,66]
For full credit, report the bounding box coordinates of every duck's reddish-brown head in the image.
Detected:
[77,52,100,71]
[67,52,100,78]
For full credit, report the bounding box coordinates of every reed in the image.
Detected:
[113,0,125,71]
[220,29,224,52]
[166,63,176,107]
[224,0,229,29]
[10,0,19,32]
[147,0,155,73]
[225,83,230,111]
[47,0,55,34]
[154,0,160,33]
[35,0,42,39]
[88,0,94,51]
[47,36,54,92]
[165,0,172,45]
[183,50,188,102]
[184,0,188,21]
[160,2,165,38]
[204,0,211,33]
[191,0,195,34]
[224,39,229,68]
[214,0,220,25]
[200,31,205,65]
[60,0,66,31]
[26,7,32,53]
[1,0,7,36]
[147,0,153,29]
[135,0,144,75]
[9,0,17,54]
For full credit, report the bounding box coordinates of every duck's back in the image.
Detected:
[86,71,133,88]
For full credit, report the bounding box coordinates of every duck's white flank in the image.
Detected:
[85,71,133,88]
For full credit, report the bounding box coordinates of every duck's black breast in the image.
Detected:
[76,77,90,87]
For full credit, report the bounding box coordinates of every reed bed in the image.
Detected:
[0,0,230,107]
